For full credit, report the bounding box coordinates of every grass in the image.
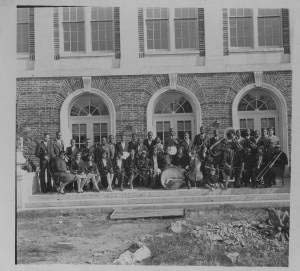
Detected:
[17,206,289,266]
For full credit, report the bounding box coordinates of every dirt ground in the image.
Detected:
[17,206,289,266]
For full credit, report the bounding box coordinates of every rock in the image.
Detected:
[113,250,134,265]
[208,233,223,241]
[58,220,63,224]
[133,245,151,263]
[156,233,173,238]
[226,252,240,264]
[169,220,187,233]
[140,234,153,241]
[76,221,83,227]
[113,243,151,265]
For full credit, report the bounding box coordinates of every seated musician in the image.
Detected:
[113,151,126,191]
[83,154,100,192]
[97,151,114,192]
[203,161,218,191]
[136,150,152,187]
[137,138,148,158]
[53,151,81,194]
[70,152,88,193]
[125,148,138,189]
[173,146,189,169]
[65,138,79,168]
[149,147,165,188]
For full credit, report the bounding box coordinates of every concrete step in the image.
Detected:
[24,192,290,209]
[110,208,184,219]
[29,185,290,201]
[23,198,290,211]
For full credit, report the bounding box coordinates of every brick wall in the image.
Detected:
[16,71,292,164]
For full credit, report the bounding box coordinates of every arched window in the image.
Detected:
[154,92,193,114]
[238,89,277,111]
[70,93,109,116]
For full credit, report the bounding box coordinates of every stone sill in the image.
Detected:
[229,47,284,54]
[145,50,201,56]
[60,52,115,59]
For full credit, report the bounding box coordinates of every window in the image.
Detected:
[177,120,192,140]
[174,8,198,49]
[62,7,85,52]
[238,91,277,111]
[72,124,87,149]
[17,8,30,53]
[146,8,169,50]
[91,7,114,51]
[229,8,253,47]
[93,123,108,144]
[70,94,109,116]
[258,9,282,47]
[156,121,171,144]
[154,93,193,114]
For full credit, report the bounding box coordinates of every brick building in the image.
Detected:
[16,0,292,162]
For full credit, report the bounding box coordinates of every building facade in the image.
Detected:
[16,1,292,161]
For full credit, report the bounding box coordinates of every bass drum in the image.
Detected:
[160,166,185,190]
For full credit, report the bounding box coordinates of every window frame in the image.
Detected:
[143,7,200,55]
[228,8,284,53]
[16,7,30,58]
[59,6,115,58]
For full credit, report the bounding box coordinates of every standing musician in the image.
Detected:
[193,126,210,159]
[125,148,138,189]
[252,146,266,187]
[35,133,53,193]
[113,151,126,191]
[108,135,116,160]
[128,133,139,153]
[52,131,65,158]
[232,131,245,188]
[116,133,129,155]
[165,129,179,161]
[268,128,280,148]
[154,136,164,156]
[149,147,165,188]
[81,138,95,162]
[65,138,79,168]
[143,131,156,157]
[258,128,271,153]
[185,150,203,189]
[242,129,257,187]
[209,129,221,147]
[220,128,236,189]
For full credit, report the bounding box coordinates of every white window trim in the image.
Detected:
[228,8,284,53]
[59,7,115,58]
[143,7,200,55]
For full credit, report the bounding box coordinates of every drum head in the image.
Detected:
[161,166,185,189]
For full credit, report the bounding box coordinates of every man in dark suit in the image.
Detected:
[35,133,53,193]
[128,133,139,153]
[180,132,193,155]
[52,131,65,157]
[143,131,156,157]
[193,126,210,149]
[116,134,129,154]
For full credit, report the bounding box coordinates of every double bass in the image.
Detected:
[187,152,204,187]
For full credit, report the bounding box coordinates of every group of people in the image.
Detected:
[34,126,288,194]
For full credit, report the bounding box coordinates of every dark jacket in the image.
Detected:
[65,145,79,164]
[115,141,128,154]
[128,140,139,153]
[52,139,64,157]
[85,161,99,175]
[125,155,137,175]
[193,134,210,148]
[70,159,87,174]
[180,139,193,154]
[98,158,114,175]
[143,139,156,156]
[35,141,52,160]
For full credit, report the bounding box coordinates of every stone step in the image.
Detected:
[110,208,184,219]
[29,185,290,201]
[24,192,289,209]
[22,198,289,211]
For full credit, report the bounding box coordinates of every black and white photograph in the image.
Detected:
[1,0,299,269]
